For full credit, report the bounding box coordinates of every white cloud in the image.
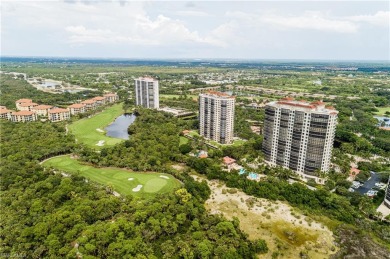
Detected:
[176,10,211,17]
[347,11,390,27]
[261,11,359,33]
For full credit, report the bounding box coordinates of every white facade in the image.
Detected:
[262,98,338,183]
[199,92,235,144]
[134,77,159,109]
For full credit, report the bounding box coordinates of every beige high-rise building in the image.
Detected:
[134,77,159,109]
[199,91,235,144]
[262,97,338,183]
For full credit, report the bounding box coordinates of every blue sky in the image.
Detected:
[1,1,389,60]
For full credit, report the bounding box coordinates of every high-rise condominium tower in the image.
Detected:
[134,77,159,109]
[385,177,390,208]
[262,97,338,183]
[199,91,235,144]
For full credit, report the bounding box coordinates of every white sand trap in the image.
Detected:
[96,140,105,146]
[128,178,134,181]
[160,175,169,179]
[96,128,104,133]
[132,185,143,192]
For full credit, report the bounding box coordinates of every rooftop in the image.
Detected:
[268,97,339,114]
[104,93,118,97]
[49,108,69,113]
[200,91,235,99]
[33,105,53,110]
[19,102,38,107]
[0,108,14,113]
[223,156,236,165]
[81,99,97,104]
[136,76,158,82]
[68,103,86,108]
[12,111,35,116]
[16,98,33,103]
[92,96,106,101]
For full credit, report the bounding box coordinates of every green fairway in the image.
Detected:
[374,107,390,116]
[179,136,189,145]
[68,103,125,149]
[43,155,182,197]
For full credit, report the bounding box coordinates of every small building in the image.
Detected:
[349,167,361,181]
[223,156,237,171]
[81,99,97,111]
[15,99,33,110]
[92,96,106,106]
[158,107,195,118]
[48,108,70,122]
[0,108,14,120]
[18,102,39,111]
[32,104,53,117]
[11,111,37,122]
[198,150,208,159]
[68,103,86,115]
[104,93,119,103]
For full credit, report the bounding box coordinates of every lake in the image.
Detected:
[105,114,136,139]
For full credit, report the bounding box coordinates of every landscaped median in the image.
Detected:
[42,155,182,198]
[68,103,124,149]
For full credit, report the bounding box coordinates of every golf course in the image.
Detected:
[43,155,182,197]
[68,103,125,149]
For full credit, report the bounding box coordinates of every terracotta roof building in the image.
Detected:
[15,98,33,110]
[11,111,37,122]
[48,108,70,122]
[32,105,53,117]
[81,99,97,111]
[104,93,119,103]
[68,103,86,115]
[18,102,39,111]
[0,108,14,120]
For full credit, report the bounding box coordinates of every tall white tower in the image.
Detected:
[199,91,235,144]
[262,97,338,184]
[134,77,159,109]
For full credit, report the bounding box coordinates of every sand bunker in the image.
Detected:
[96,140,105,146]
[128,178,134,181]
[96,128,104,133]
[132,185,143,192]
[160,175,169,179]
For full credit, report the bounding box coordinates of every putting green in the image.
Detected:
[68,103,125,149]
[42,155,182,198]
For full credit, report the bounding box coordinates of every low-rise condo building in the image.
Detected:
[68,103,86,115]
[92,96,106,106]
[11,111,37,122]
[32,105,53,117]
[15,99,33,110]
[81,99,97,111]
[0,108,14,120]
[104,93,119,103]
[48,108,70,122]
[18,102,39,111]
[262,97,338,184]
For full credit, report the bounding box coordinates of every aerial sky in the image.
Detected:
[1,1,389,60]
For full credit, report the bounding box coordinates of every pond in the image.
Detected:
[105,114,136,139]
[374,116,390,128]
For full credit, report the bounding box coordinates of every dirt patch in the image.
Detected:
[194,175,337,259]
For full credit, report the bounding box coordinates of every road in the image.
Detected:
[356,171,380,195]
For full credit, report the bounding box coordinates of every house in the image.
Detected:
[0,108,14,120]
[48,108,70,122]
[198,150,208,159]
[81,99,97,111]
[18,102,39,111]
[223,156,237,171]
[92,96,106,106]
[348,167,361,181]
[15,99,33,110]
[67,103,86,115]
[32,105,53,117]
[104,93,119,103]
[11,111,37,122]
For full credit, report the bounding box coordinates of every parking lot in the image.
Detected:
[354,171,383,196]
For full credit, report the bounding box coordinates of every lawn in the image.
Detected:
[160,94,198,101]
[188,130,246,147]
[179,136,189,145]
[374,107,390,116]
[68,103,125,149]
[43,155,182,198]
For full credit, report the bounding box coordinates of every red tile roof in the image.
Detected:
[92,96,105,101]
[19,102,38,107]
[81,99,97,104]
[68,103,86,108]
[223,156,236,165]
[12,111,35,116]
[205,91,235,98]
[49,108,69,113]
[16,99,33,103]
[0,109,13,114]
[104,93,118,97]
[33,105,53,110]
